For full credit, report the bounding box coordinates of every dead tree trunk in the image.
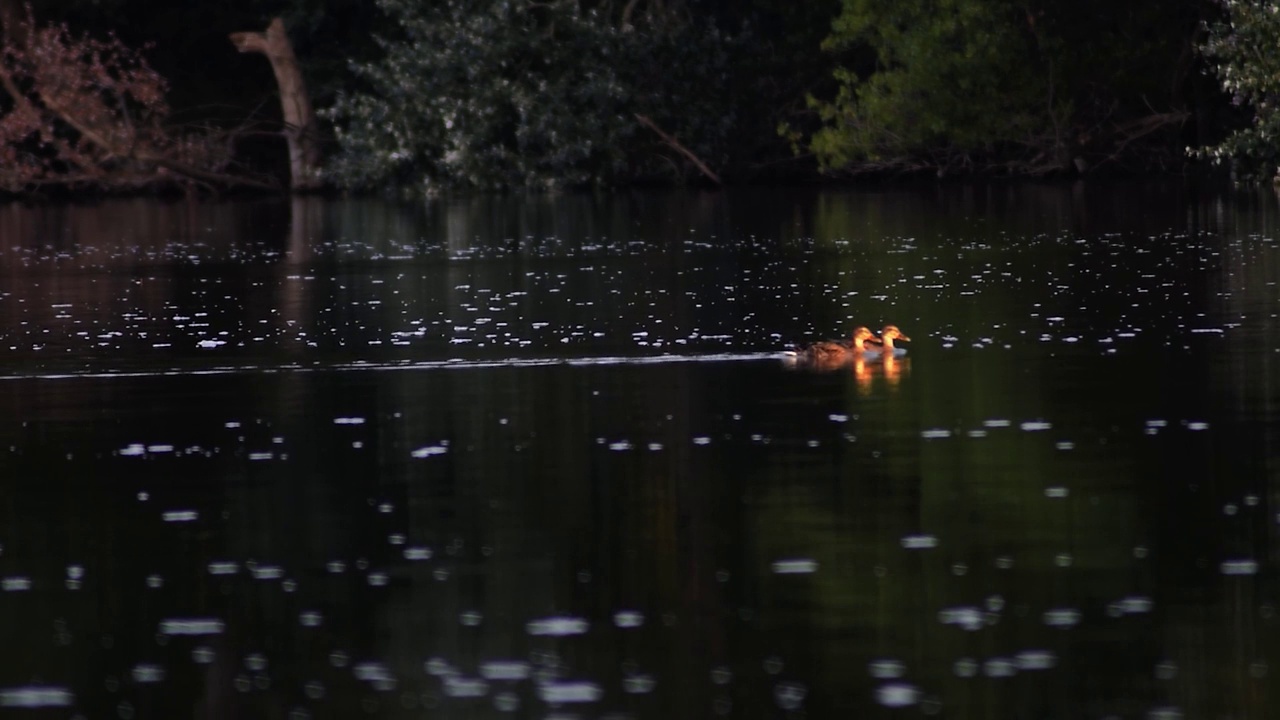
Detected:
[229,18,321,191]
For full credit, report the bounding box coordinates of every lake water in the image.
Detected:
[0,183,1278,718]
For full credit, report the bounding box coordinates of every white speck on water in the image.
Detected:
[537,681,603,704]
[480,661,531,681]
[1043,608,1082,628]
[207,562,239,576]
[131,664,165,683]
[623,674,657,694]
[119,444,146,456]
[251,565,283,580]
[334,417,365,425]
[774,681,807,710]
[875,683,920,708]
[162,510,198,522]
[983,419,1011,428]
[1020,421,1052,431]
[353,661,395,686]
[613,610,645,628]
[868,659,906,679]
[444,676,490,698]
[608,440,633,451]
[526,616,589,636]
[2,577,31,591]
[983,658,1018,678]
[1015,650,1057,670]
[954,658,979,677]
[901,534,939,549]
[411,444,449,458]
[1187,421,1209,431]
[1045,487,1069,498]
[1221,559,1259,575]
[0,687,74,708]
[938,606,985,631]
[403,547,433,561]
[1118,596,1154,614]
[159,618,225,635]
[771,558,818,574]
[921,429,951,439]
[692,436,712,445]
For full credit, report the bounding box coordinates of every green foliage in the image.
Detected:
[323,0,738,191]
[799,0,1045,171]
[1199,0,1280,181]
[798,0,1202,175]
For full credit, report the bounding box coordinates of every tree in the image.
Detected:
[792,0,1199,176]
[323,0,739,191]
[0,4,276,193]
[1198,0,1280,181]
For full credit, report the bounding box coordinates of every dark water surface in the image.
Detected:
[2,184,1280,718]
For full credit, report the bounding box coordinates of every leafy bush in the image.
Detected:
[1198,0,1280,181]
[323,0,738,191]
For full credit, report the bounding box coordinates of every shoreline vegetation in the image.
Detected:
[0,0,1273,199]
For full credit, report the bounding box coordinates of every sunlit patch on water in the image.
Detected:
[1220,559,1259,576]
[1043,608,1082,628]
[207,561,239,576]
[868,659,906,679]
[480,661,531,681]
[613,611,644,628]
[0,686,74,708]
[938,606,987,631]
[526,616,589,636]
[983,658,1018,678]
[1014,650,1057,670]
[411,443,450,457]
[443,676,489,698]
[536,680,603,704]
[874,682,919,708]
[158,618,225,637]
[131,664,165,683]
[1,577,31,592]
[770,558,818,574]
[901,534,939,550]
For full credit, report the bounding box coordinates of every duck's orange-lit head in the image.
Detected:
[881,325,911,343]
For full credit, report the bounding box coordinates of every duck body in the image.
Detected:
[787,326,882,364]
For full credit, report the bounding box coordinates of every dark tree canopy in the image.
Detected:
[0,0,1270,193]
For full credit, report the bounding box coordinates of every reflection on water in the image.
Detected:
[1,183,1280,718]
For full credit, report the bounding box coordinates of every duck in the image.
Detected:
[787,326,882,364]
[875,325,911,356]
